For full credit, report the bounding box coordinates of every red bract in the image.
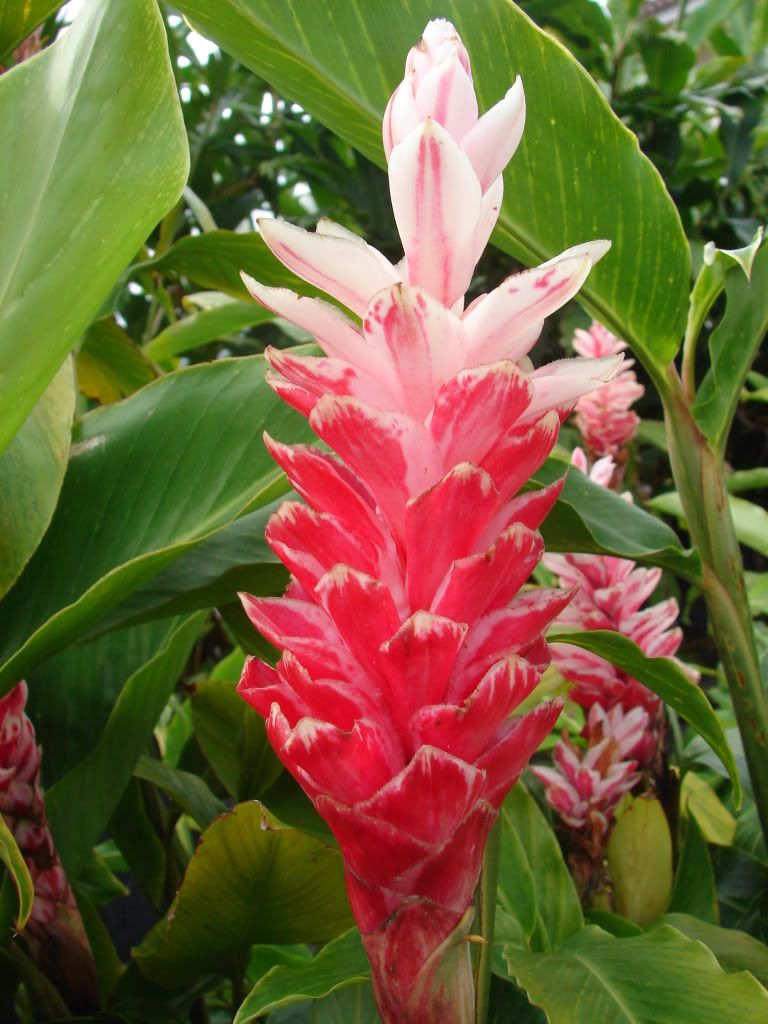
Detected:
[238,19,618,1022]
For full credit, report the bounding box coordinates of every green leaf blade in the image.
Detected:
[0,0,189,454]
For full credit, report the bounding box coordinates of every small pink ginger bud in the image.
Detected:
[532,704,649,838]
[238,19,622,1024]
[0,684,95,1003]
[572,321,644,459]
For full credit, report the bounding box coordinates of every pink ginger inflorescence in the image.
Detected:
[0,684,94,996]
[538,450,697,844]
[572,321,644,460]
[237,20,620,1023]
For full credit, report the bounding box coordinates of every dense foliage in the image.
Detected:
[0,0,766,1021]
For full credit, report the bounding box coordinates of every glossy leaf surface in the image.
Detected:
[134,802,354,987]
[0,0,188,454]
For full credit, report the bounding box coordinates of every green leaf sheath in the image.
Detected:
[172,0,688,374]
[0,0,188,455]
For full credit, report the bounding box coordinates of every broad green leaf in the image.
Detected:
[145,230,315,301]
[235,929,370,1022]
[0,0,59,59]
[648,490,768,560]
[663,914,768,987]
[607,797,673,927]
[173,0,689,369]
[45,613,205,878]
[109,780,167,912]
[533,458,698,580]
[190,671,283,801]
[692,243,768,449]
[0,359,74,600]
[0,0,188,455]
[505,924,768,1022]
[0,355,313,692]
[669,817,719,923]
[498,782,583,954]
[311,983,379,1023]
[0,815,34,932]
[638,24,695,94]
[76,319,157,405]
[680,771,737,846]
[550,629,741,800]
[134,801,354,987]
[27,619,181,783]
[144,298,274,362]
[134,754,226,830]
[87,502,289,639]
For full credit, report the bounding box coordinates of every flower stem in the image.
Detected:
[663,367,768,843]
[475,817,501,1024]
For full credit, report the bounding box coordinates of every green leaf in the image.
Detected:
[134,801,354,988]
[144,298,274,362]
[0,0,58,59]
[235,929,370,1022]
[497,782,583,954]
[310,983,379,1023]
[76,319,157,405]
[549,629,741,801]
[27,620,180,783]
[0,815,34,933]
[88,502,289,638]
[190,670,283,801]
[134,754,226,830]
[662,913,768,987]
[669,817,719,924]
[0,355,313,692]
[648,490,768,560]
[45,613,205,878]
[109,779,167,912]
[0,359,74,600]
[533,458,697,580]
[680,771,737,846]
[638,25,696,94]
[692,243,768,449]
[746,572,768,618]
[727,468,768,494]
[607,797,673,927]
[504,924,768,1022]
[172,0,689,369]
[0,0,188,455]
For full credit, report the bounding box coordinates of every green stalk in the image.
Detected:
[662,367,768,841]
[474,818,501,1024]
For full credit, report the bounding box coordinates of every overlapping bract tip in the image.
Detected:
[238,18,618,1022]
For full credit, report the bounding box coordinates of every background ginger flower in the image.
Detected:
[0,684,96,1008]
[572,320,645,461]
